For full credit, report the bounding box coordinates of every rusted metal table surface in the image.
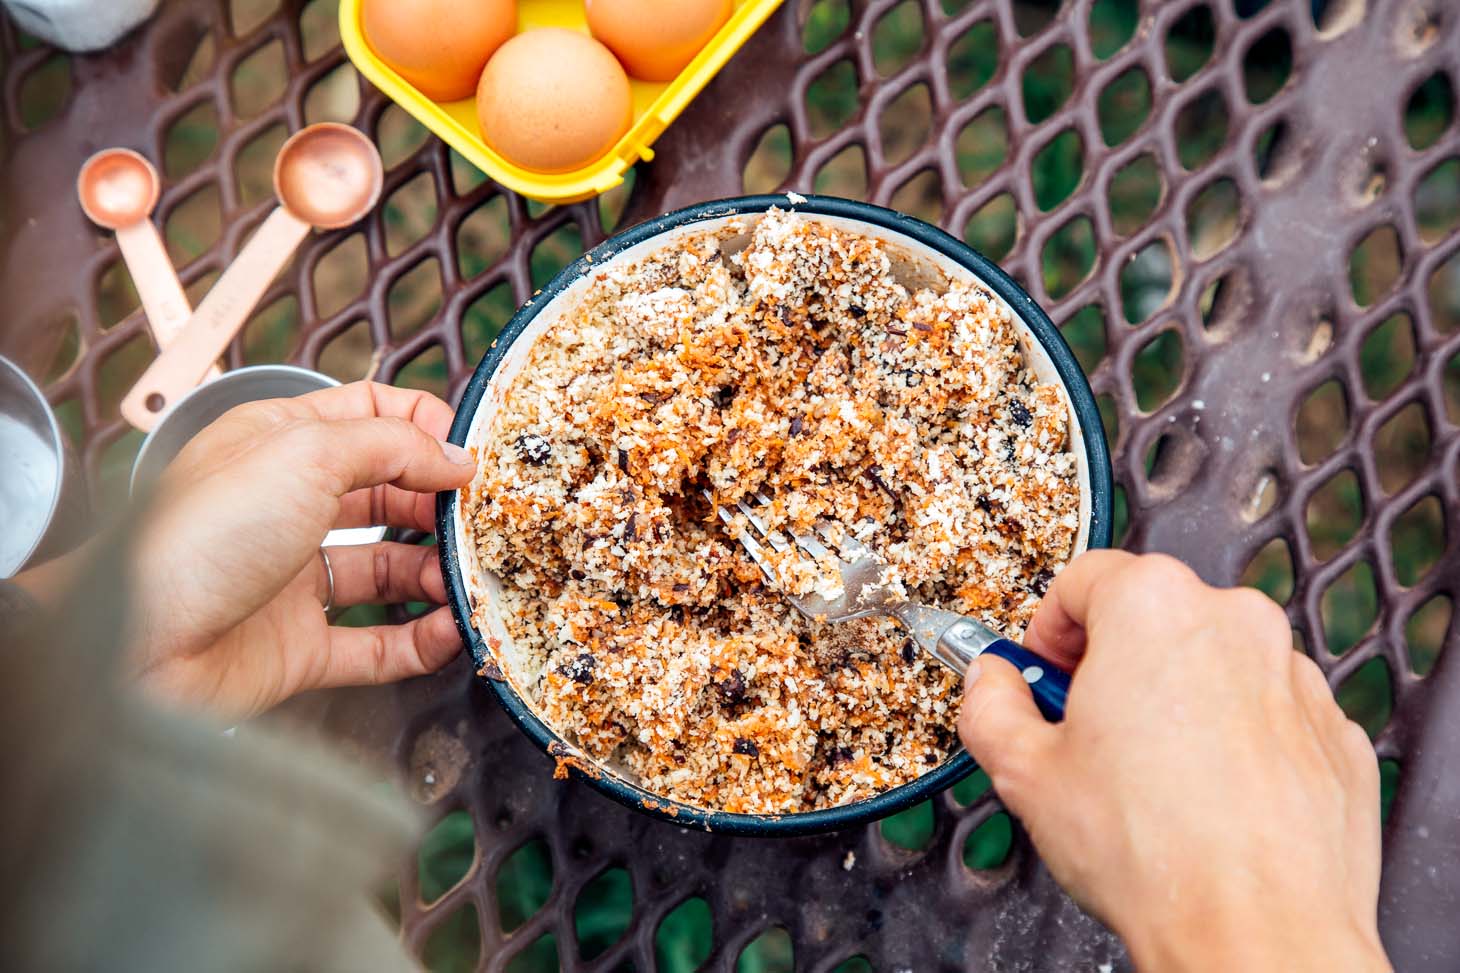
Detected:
[2,0,1458,970]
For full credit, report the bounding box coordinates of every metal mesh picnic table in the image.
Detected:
[1,0,1458,969]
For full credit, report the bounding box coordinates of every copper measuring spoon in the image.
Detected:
[120,124,384,430]
[77,149,220,381]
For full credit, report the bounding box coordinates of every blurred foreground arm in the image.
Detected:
[958,551,1391,973]
[128,381,475,721]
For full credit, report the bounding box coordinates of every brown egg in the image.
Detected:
[586,0,733,82]
[362,0,516,102]
[476,29,633,174]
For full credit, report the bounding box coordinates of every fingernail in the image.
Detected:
[964,660,982,686]
[441,441,474,466]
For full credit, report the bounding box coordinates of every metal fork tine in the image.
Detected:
[736,499,789,552]
[752,491,839,562]
[707,492,776,579]
[816,522,875,562]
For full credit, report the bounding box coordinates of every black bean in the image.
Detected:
[617,448,629,473]
[848,305,866,318]
[557,653,597,685]
[789,416,804,437]
[1010,399,1032,427]
[911,321,933,332]
[624,512,637,541]
[733,737,759,757]
[900,639,916,663]
[717,668,748,704]
[515,434,551,465]
[1031,568,1055,597]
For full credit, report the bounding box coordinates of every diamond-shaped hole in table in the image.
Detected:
[1295,379,1349,465]
[303,60,360,126]
[18,52,70,131]
[656,896,714,973]
[880,798,935,852]
[889,168,943,224]
[242,293,300,365]
[387,258,443,341]
[738,925,795,973]
[1121,239,1175,323]
[163,183,222,267]
[872,1,925,78]
[878,84,932,167]
[1372,400,1431,495]
[963,811,1014,870]
[806,59,860,139]
[163,100,221,180]
[743,123,794,193]
[946,20,998,101]
[418,809,475,905]
[1241,537,1295,605]
[234,122,288,207]
[530,222,585,290]
[1174,87,1230,172]
[1022,43,1074,125]
[1186,177,1242,262]
[299,0,341,62]
[1089,0,1140,60]
[1389,493,1445,588]
[955,106,1007,189]
[1350,224,1403,308]
[314,233,368,319]
[802,0,851,56]
[1403,70,1455,153]
[1321,558,1379,656]
[1305,467,1364,562]
[1165,5,1215,83]
[421,901,482,973]
[1406,594,1452,677]
[1041,213,1095,300]
[963,192,1018,261]
[815,144,869,198]
[496,837,553,933]
[1031,128,1083,212]
[1131,328,1184,412]
[1107,153,1162,237]
[1359,312,1416,402]
[1416,158,1460,243]
[1242,25,1293,106]
[1096,66,1152,149]
[505,933,559,973]
[1060,303,1107,374]
[1336,656,1393,740]
[384,172,439,258]
[575,866,633,961]
[230,39,287,120]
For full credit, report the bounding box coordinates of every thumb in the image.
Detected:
[957,655,1061,811]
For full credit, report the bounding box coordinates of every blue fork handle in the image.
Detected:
[894,605,1069,722]
[979,638,1069,722]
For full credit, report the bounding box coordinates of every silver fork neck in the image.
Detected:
[892,603,1001,675]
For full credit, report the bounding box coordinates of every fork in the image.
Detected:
[711,492,1070,722]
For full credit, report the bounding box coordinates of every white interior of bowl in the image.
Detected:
[452,211,1095,728]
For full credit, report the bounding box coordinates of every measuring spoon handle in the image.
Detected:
[120,207,310,430]
[114,223,222,381]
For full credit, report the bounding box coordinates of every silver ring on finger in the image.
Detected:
[318,546,335,614]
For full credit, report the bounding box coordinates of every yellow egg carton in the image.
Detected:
[340,0,785,204]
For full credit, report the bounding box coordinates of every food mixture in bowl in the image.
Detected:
[465,210,1080,814]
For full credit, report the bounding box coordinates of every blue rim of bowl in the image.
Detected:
[437,194,1113,837]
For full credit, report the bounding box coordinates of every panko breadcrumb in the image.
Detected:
[466,210,1079,814]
